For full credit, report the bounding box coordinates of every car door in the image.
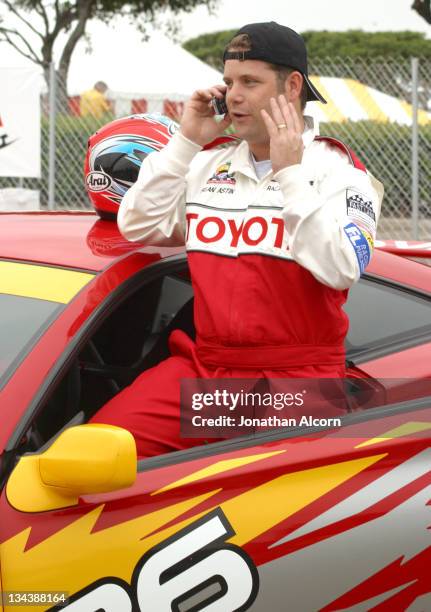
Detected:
[1,395,430,612]
[345,272,431,406]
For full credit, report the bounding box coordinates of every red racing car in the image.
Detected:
[0,211,430,611]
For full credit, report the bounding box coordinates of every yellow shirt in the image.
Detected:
[80,89,111,118]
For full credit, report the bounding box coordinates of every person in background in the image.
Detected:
[80,81,112,118]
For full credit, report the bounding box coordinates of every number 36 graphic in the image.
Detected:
[51,508,259,612]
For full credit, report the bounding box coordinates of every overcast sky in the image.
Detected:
[1,0,429,68]
[177,0,430,41]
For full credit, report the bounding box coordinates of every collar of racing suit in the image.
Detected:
[229,114,317,180]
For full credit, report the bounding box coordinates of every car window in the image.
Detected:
[151,274,194,333]
[27,266,194,450]
[1,260,95,391]
[345,278,431,357]
[0,294,62,390]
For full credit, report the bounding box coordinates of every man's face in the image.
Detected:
[223,59,285,145]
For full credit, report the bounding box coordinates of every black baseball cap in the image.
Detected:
[223,21,326,104]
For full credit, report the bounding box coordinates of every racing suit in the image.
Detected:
[91,117,384,457]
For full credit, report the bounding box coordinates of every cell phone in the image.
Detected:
[211,95,228,115]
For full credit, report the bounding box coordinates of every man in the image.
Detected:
[91,22,383,457]
[80,81,112,118]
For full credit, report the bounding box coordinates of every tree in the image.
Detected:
[183,29,236,72]
[0,0,216,91]
[183,30,431,107]
[412,0,431,24]
[183,30,431,72]
[302,31,431,59]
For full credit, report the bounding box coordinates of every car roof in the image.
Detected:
[0,212,182,272]
[0,212,430,291]
[367,248,431,293]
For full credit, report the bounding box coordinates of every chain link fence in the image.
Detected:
[1,57,430,240]
[0,72,186,212]
[309,57,431,240]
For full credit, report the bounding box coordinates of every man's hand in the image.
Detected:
[261,96,304,174]
[180,85,232,147]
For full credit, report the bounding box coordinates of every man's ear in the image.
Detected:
[285,71,304,103]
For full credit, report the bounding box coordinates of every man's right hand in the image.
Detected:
[180,85,232,147]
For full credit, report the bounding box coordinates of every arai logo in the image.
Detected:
[86,171,111,192]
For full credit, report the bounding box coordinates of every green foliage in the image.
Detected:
[54,118,429,215]
[183,30,431,70]
[302,31,431,60]
[183,29,236,71]
[46,113,114,207]
[2,116,428,220]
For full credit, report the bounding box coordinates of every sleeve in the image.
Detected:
[275,146,384,290]
[117,132,202,246]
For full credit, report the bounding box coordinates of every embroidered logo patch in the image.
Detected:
[266,180,280,192]
[344,222,371,274]
[361,228,374,252]
[346,189,376,234]
[207,162,236,185]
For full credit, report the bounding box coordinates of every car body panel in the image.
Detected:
[0,212,113,271]
[0,213,430,611]
[0,408,430,611]
[1,212,431,290]
[365,248,431,293]
[0,213,182,271]
[359,342,431,379]
[0,261,94,303]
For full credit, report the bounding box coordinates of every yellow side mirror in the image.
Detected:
[6,424,137,512]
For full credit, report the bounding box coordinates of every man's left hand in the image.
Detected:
[261,96,304,174]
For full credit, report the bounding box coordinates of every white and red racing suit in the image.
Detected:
[91,117,384,457]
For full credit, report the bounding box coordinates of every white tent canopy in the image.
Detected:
[67,20,223,99]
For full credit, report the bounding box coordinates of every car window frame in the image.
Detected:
[135,394,431,473]
[346,272,431,364]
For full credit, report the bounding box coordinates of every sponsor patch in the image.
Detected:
[266,180,280,192]
[361,228,374,252]
[185,204,293,260]
[207,162,236,185]
[344,222,371,274]
[346,189,376,233]
[86,171,112,192]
